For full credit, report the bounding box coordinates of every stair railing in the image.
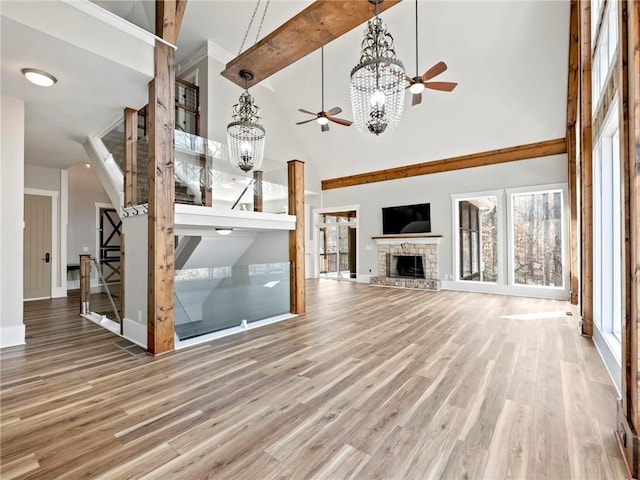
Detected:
[90,257,122,324]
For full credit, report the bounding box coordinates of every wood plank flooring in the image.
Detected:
[0,281,627,479]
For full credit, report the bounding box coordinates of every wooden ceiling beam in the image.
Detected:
[221,0,402,89]
[321,138,567,190]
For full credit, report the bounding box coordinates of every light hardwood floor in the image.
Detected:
[0,281,627,479]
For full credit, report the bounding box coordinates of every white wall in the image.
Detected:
[66,163,112,288]
[236,231,288,265]
[121,214,147,347]
[321,154,568,285]
[1,95,25,347]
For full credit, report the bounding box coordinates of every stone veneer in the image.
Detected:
[370,235,441,291]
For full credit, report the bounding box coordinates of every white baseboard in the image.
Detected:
[52,287,67,298]
[441,280,570,300]
[123,317,147,349]
[356,274,372,283]
[0,324,26,348]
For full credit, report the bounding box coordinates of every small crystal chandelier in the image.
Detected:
[350,0,405,136]
[226,70,265,173]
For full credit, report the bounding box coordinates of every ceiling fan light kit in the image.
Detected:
[226,70,266,173]
[350,0,405,136]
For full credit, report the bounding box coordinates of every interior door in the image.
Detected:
[24,194,52,299]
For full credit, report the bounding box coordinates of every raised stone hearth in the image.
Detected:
[370,235,441,290]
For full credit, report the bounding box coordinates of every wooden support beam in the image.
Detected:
[567,0,580,127]
[79,254,91,315]
[567,0,580,305]
[221,0,402,89]
[124,107,137,207]
[579,0,593,336]
[156,0,187,45]
[567,125,579,305]
[322,138,567,190]
[288,160,305,314]
[253,170,263,212]
[618,0,640,475]
[147,39,176,356]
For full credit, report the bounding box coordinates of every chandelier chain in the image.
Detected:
[238,0,271,56]
[255,0,271,45]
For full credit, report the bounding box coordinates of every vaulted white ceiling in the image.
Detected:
[1,0,569,183]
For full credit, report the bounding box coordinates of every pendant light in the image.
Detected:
[226,70,266,173]
[350,0,405,136]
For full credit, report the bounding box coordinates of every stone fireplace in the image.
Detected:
[370,235,441,290]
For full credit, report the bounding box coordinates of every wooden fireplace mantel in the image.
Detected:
[372,234,442,245]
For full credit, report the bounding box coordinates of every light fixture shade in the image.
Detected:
[350,16,405,136]
[226,90,265,173]
[22,68,57,87]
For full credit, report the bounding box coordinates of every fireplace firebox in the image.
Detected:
[387,254,425,279]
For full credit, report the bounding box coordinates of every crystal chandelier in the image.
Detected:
[226,70,265,173]
[350,0,405,136]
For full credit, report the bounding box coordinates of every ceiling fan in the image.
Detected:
[296,47,352,132]
[406,0,458,107]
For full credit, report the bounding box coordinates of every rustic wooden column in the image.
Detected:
[567,0,580,305]
[288,160,305,314]
[617,0,640,475]
[579,0,593,335]
[147,40,176,355]
[146,1,186,355]
[124,107,138,207]
[253,170,263,212]
[79,254,91,314]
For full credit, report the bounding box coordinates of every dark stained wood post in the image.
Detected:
[124,107,138,207]
[147,0,186,355]
[288,160,305,314]
[253,170,263,212]
[618,0,640,475]
[579,0,593,336]
[79,254,91,314]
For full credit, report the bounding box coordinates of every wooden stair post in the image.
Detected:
[288,160,305,314]
[253,170,263,212]
[79,254,91,314]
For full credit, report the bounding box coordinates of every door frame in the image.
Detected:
[24,189,60,300]
[313,205,360,282]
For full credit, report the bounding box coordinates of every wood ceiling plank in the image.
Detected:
[221,0,402,88]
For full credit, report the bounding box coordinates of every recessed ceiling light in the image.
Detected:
[215,228,233,236]
[22,68,57,87]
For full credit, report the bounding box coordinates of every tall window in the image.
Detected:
[593,105,622,344]
[510,190,564,287]
[455,196,498,283]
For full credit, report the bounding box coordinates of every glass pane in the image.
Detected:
[174,234,290,340]
[480,202,498,282]
[461,231,471,278]
[512,191,563,287]
[460,203,470,229]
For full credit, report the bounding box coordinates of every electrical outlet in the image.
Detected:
[82,246,89,252]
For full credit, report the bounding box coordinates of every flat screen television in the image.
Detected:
[382,203,431,235]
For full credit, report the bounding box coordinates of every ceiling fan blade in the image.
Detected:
[296,118,318,125]
[405,75,414,84]
[424,81,458,92]
[327,116,353,126]
[412,93,422,106]
[326,106,342,116]
[321,123,330,132]
[421,61,447,82]
[298,108,318,116]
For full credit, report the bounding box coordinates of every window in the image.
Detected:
[593,104,622,344]
[510,190,564,287]
[454,196,498,283]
